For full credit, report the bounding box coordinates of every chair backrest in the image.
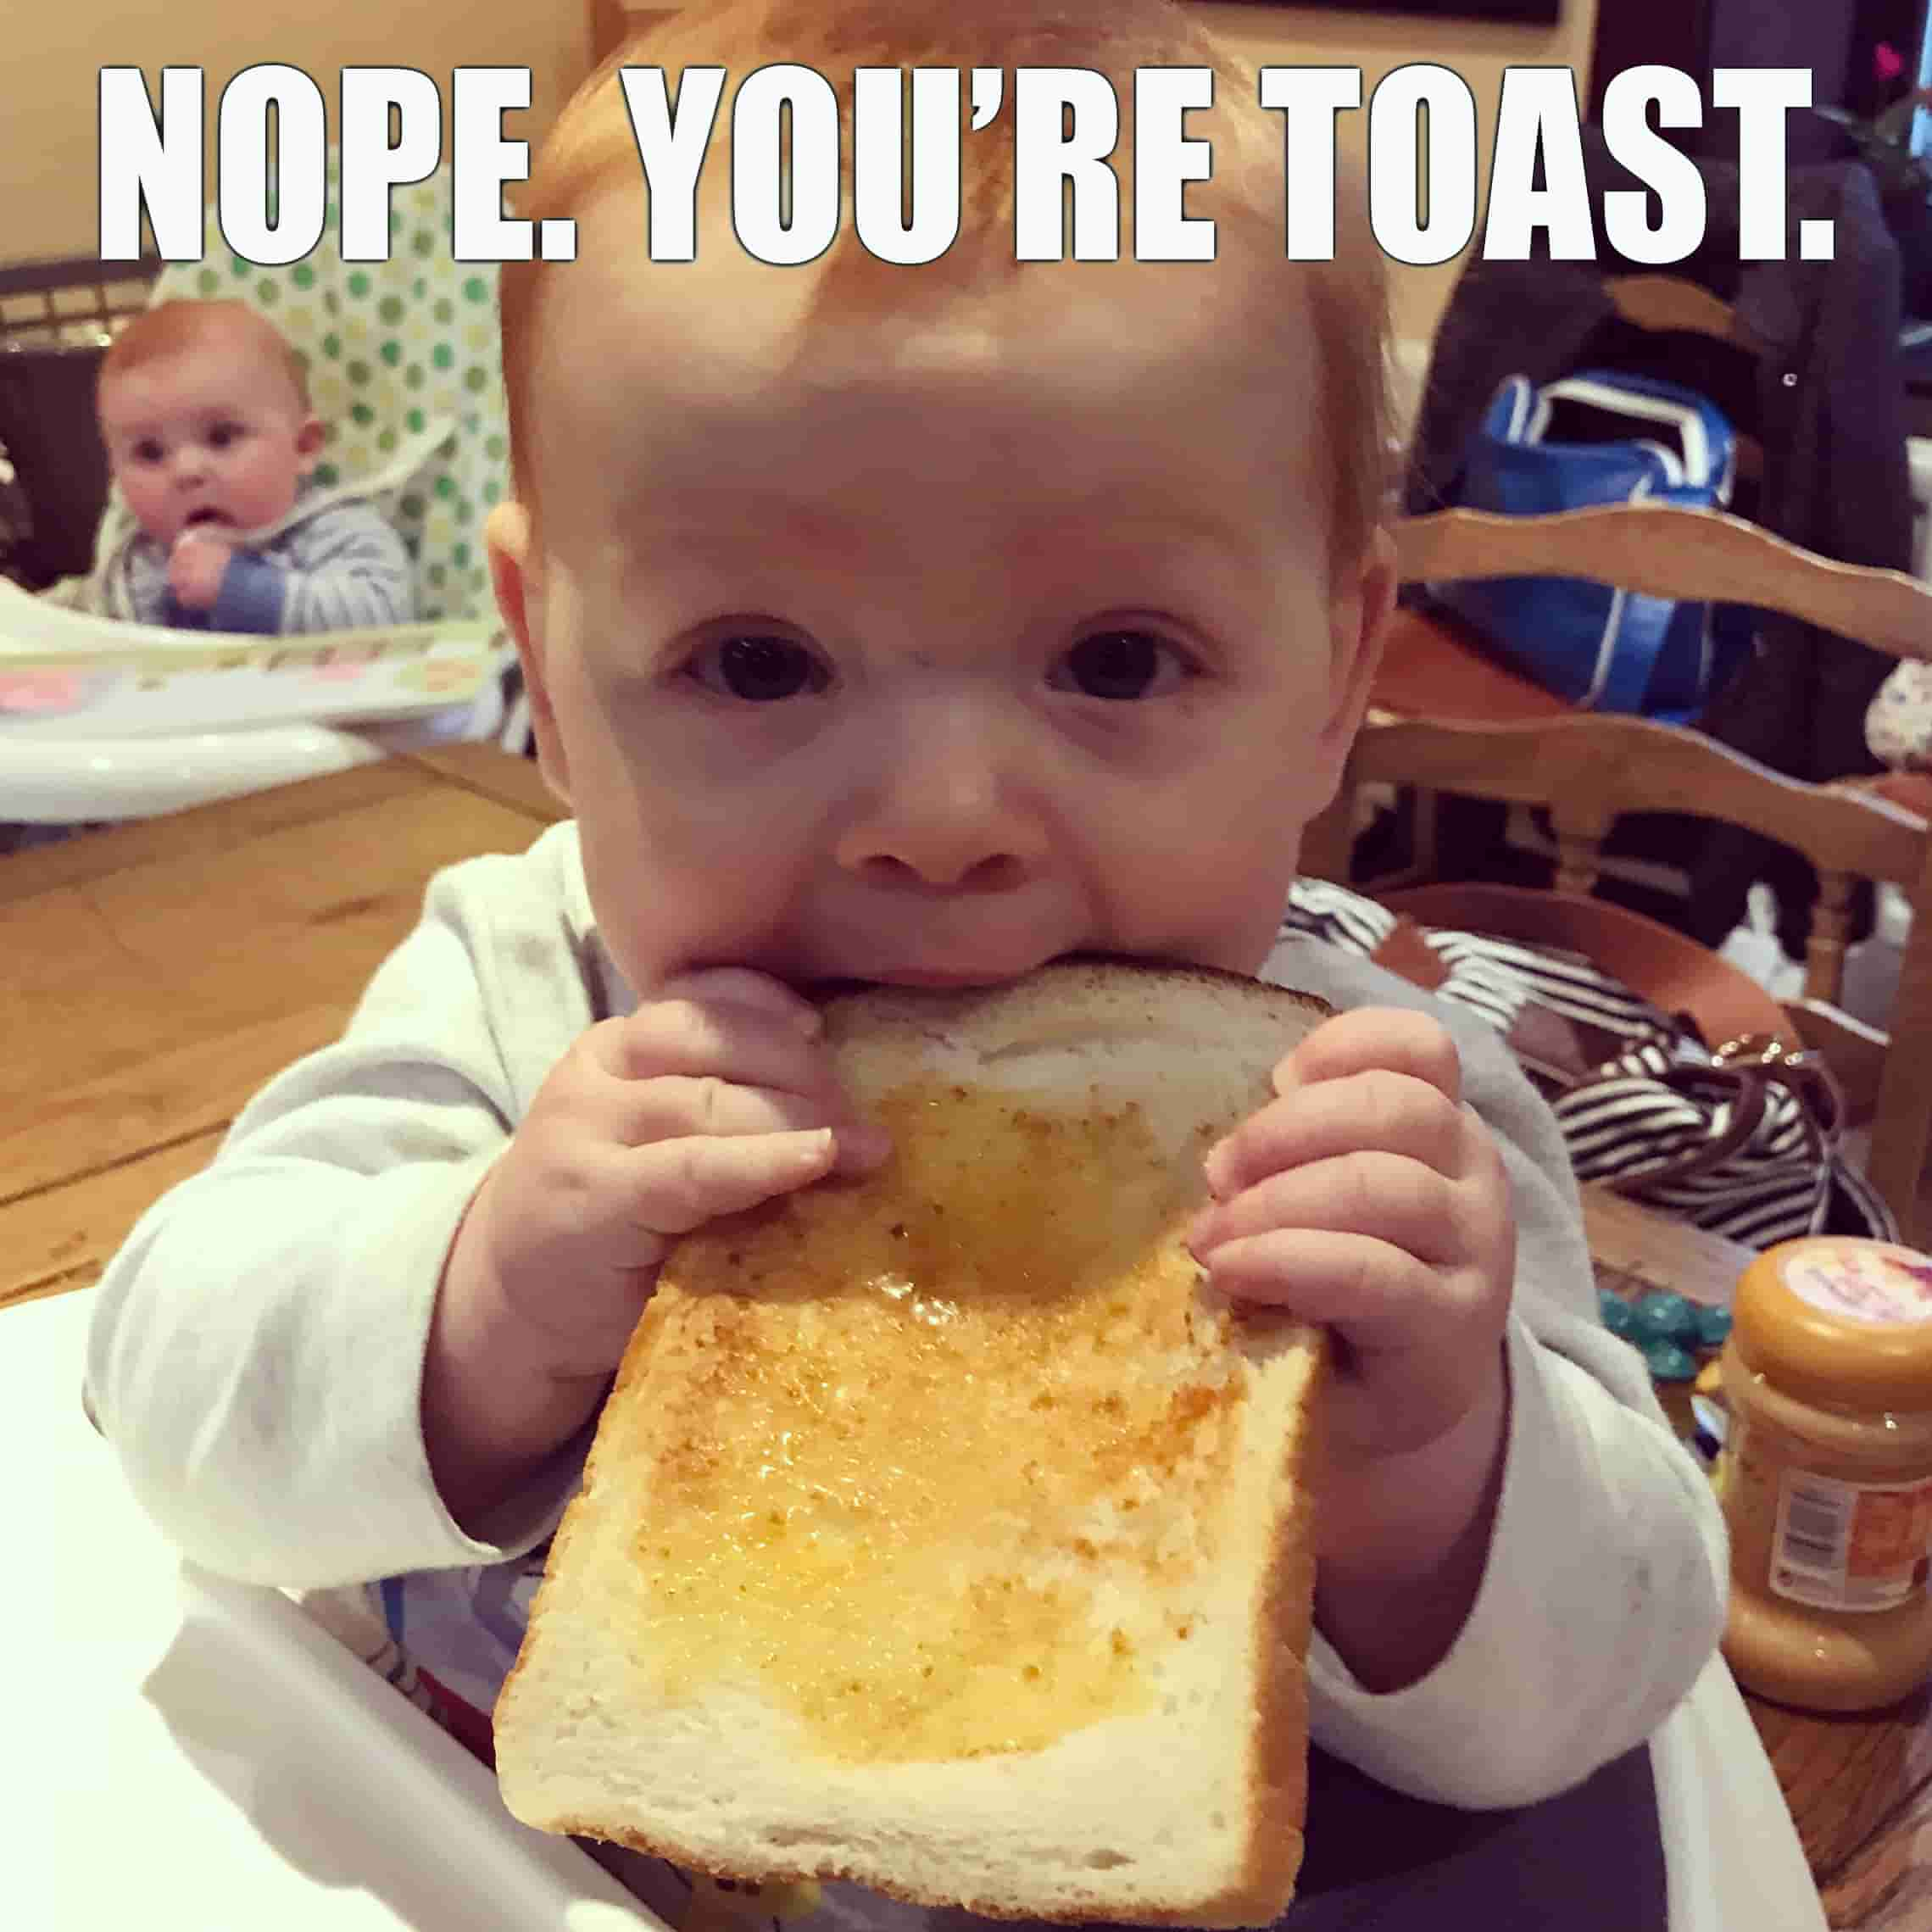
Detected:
[1334,501,1932,1243]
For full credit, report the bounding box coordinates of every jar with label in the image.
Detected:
[1717,1237,1932,1712]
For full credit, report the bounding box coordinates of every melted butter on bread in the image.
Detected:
[629,1077,1244,1765]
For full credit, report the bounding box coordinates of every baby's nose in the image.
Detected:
[852,839,1031,894]
[835,704,1050,888]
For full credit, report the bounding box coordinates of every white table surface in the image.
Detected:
[7,1287,655,1932]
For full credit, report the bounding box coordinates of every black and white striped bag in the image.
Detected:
[1280,879,1896,1251]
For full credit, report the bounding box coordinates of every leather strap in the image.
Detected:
[1367,903,1841,1216]
[1376,880,1800,1055]
[1367,911,1609,1082]
[1572,1063,1770,1193]
[1581,1058,1830,1221]
[1368,914,1449,993]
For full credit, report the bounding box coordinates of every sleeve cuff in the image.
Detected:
[96,1150,590,1588]
[208,550,289,633]
[1306,1317,1726,1807]
[346,1151,592,1574]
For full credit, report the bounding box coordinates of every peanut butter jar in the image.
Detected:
[1718,1238,1932,1712]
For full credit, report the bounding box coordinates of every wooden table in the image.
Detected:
[1,744,560,1310]
[1,744,1923,1928]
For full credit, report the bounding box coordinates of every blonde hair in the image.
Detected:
[100,299,311,413]
[503,0,1389,560]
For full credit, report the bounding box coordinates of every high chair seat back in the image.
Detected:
[96,154,505,624]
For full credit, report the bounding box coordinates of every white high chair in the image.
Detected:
[0,161,524,825]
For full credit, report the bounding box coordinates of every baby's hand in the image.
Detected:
[465,969,888,1379]
[1188,1007,1513,1465]
[168,529,235,611]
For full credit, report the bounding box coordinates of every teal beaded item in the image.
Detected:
[1693,1305,1734,1349]
[1640,1338,1700,1384]
[1601,1287,1724,1386]
[1632,1292,1696,1342]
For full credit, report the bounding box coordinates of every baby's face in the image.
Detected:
[493,198,1390,998]
[99,336,319,549]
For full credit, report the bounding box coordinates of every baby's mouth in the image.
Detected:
[183,507,231,529]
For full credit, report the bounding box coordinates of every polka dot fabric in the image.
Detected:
[149,155,506,622]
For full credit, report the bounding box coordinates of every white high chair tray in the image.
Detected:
[10,1289,657,1932]
[0,583,498,738]
[6,1278,1821,1932]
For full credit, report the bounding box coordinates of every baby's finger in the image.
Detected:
[620,1077,892,1172]
[1190,1150,1467,1269]
[1207,1231,1502,1462]
[654,968,823,1036]
[1204,1071,1467,1201]
[1272,1008,1462,1108]
[623,1128,841,1237]
[1199,1227,1498,1453]
[597,1000,837,1097]
[1194,1224,1452,1347]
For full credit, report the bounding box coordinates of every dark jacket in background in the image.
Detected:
[1405,133,1913,946]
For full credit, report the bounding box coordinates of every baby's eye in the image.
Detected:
[1050,629,1196,701]
[131,438,164,465]
[208,422,242,449]
[685,633,831,703]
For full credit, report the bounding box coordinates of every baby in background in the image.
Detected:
[86,1,1733,1924]
[91,299,413,633]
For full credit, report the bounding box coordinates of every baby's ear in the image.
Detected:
[1318,526,1396,759]
[487,502,536,651]
[487,501,571,809]
[295,415,326,468]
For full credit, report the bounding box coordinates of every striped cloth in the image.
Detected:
[1280,878,1895,1250]
[115,494,414,635]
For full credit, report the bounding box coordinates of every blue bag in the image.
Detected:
[1428,370,1747,721]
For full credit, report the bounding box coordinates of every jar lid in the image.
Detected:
[1732,1239,1932,1409]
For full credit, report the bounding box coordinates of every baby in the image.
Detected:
[86,1,1728,1924]
[90,298,414,632]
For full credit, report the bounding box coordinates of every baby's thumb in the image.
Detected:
[654,966,822,1036]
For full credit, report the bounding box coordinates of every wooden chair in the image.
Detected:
[1307,501,1932,1246]
[1378,276,1767,874]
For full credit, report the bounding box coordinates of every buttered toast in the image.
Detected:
[493,960,1331,1927]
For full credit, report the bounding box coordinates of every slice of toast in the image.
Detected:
[494,960,1331,1927]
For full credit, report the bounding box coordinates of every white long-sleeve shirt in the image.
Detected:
[85,821,1727,1821]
